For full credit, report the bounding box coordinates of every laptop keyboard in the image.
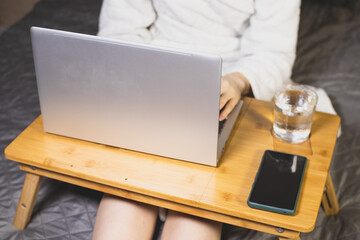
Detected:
[218,119,227,134]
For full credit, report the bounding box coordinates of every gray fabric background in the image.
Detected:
[0,0,359,239]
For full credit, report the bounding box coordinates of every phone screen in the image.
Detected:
[248,150,307,214]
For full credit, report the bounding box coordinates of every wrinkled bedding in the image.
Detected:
[0,0,359,239]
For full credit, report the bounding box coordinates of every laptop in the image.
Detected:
[31,26,243,167]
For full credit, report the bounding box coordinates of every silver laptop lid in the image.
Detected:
[31,27,222,166]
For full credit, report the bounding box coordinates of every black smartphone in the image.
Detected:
[247,150,307,215]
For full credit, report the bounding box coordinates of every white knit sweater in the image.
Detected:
[98,0,301,101]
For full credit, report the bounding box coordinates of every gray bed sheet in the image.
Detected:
[0,0,359,239]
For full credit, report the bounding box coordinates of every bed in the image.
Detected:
[0,0,359,239]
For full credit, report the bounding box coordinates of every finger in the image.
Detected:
[219,98,239,121]
[219,93,231,110]
[220,78,228,95]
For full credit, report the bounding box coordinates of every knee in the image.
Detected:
[162,210,222,240]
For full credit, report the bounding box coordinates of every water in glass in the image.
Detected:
[273,85,318,143]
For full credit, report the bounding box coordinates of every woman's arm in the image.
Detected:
[234,0,301,100]
[220,0,300,119]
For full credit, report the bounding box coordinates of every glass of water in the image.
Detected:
[273,84,318,143]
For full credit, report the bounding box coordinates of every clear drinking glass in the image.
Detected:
[273,84,318,143]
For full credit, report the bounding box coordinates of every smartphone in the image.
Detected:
[247,150,307,215]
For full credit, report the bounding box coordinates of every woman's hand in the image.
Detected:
[219,72,250,121]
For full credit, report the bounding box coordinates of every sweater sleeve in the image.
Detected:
[229,0,301,101]
[97,0,156,43]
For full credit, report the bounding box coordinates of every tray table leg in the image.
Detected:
[278,233,300,240]
[13,172,43,229]
[322,172,339,215]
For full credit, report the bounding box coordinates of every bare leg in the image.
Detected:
[161,210,222,240]
[92,194,158,240]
